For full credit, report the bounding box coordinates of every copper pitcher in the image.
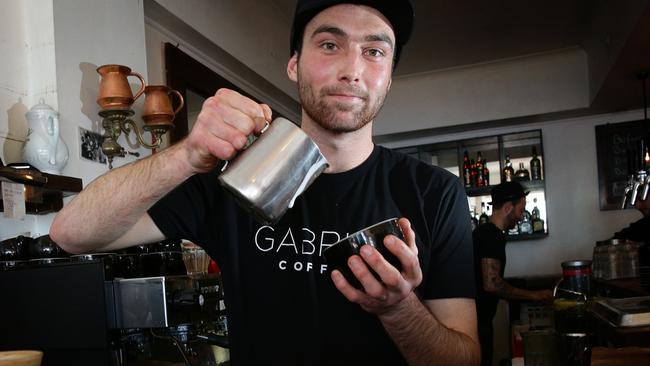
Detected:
[142,85,184,127]
[96,64,146,110]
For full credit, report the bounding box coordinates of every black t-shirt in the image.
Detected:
[614,216,650,243]
[149,145,475,366]
[473,222,506,323]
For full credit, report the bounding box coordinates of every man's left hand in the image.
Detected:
[331,218,423,315]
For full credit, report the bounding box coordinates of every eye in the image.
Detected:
[365,48,386,58]
[320,42,338,51]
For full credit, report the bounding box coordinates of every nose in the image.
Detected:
[336,49,364,83]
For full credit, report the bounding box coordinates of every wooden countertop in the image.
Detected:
[591,347,650,365]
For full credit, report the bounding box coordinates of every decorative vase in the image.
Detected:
[22,100,69,174]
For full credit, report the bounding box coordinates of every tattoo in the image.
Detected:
[481,258,514,298]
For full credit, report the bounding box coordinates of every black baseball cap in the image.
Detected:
[489,182,529,205]
[289,0,414,67]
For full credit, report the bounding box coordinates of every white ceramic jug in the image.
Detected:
[23,100,69,174]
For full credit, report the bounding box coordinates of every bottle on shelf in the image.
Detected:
[483,158,490,186]
[479,202,489,225]
[475,152,485,187]
[531,198,545,233]
[463,151,472,188]
[519,209,533,235]
[470,159,477,187]
[514,162,530,181]
[502,155,515,182]
[530,147,542,180]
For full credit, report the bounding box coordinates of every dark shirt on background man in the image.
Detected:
[614,216,650,243]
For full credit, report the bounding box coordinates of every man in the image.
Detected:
[613,190,650,242]
[473,182,553,366]
[50,1,479,365]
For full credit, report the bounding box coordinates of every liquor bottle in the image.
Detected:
[530,147,542,180]
[502,155,515,182]
[531,198,545,233]
[479,202,489,225]
[483,159,490,186]
[514,162,530,181]
[463,151,471,187]
[475,152,484,187]
[470,159,477,187]
[519,210,533,235]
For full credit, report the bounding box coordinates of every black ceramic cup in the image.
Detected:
[29,235,68,259]
[0,235,32,261]
[323,218,404,289]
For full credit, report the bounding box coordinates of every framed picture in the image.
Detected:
[595,120,649,210]
[79,127,106,164]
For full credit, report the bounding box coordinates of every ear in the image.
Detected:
[287,53,298,82]
[503,202,513,215]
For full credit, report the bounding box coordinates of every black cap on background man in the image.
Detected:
[290,0,415,68]
[489,181,529,206]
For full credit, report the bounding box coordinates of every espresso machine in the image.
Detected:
[0,238,229,366]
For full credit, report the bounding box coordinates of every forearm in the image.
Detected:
[487,278,539,301]
[50,142,194,253]
[379,293,480,366]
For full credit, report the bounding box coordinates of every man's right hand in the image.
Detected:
[181,88,273,173]
[532,289,554,303]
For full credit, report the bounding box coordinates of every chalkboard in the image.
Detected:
[595,120,649,210]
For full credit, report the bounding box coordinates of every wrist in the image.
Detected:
[379,291,423,322]
[161,142,199,181]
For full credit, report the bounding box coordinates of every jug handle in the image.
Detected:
[48,115,60,165]
[553,278,587,302]
[220,121,270,172]
[169,89,185,116]
[552,277,563,298]
[130,71,146,101]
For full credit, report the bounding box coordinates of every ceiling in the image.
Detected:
[270,0,650,115]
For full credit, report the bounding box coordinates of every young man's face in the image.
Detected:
[287,4,395,133]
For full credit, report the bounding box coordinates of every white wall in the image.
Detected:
[0,0,58,164]
[0,0,152,239]
[52,0,151,179]
[152,0,297,101]
[382,109,643,277]
[0,0,59,239]
[376,47,590,136]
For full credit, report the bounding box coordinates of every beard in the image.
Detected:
[506,210,520,229]
[297,72,388,134]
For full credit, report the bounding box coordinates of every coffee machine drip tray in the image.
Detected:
[592,296,650,327]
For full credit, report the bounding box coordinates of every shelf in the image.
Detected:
[507,232,548,241]
[0,168,82,215]
[465,179,546,197]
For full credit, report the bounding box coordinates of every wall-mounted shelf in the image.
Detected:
[0,167,82,215]
[394,129,549,240]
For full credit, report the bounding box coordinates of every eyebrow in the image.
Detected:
[311,25,394,50]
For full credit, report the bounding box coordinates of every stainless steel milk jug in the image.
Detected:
[218,117,329,224]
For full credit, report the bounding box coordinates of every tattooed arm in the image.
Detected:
[481,258,553,302]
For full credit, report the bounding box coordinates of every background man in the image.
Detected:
[51,1,480,365]
[473,181,553,366]
[613,190,650,243]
